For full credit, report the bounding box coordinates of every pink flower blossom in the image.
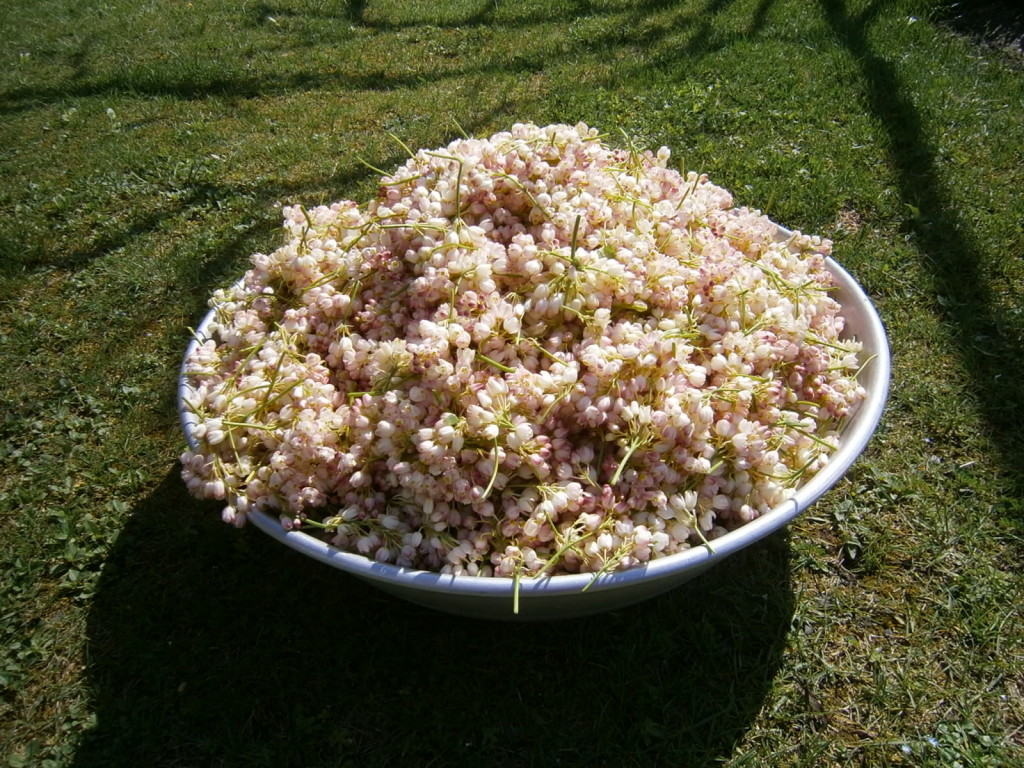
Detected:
[182,123,867,577]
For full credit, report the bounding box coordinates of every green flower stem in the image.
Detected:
[513,565,522,615]
[570,214,582,269]
[610,437,643,486]
[478,353,515,373]
[482,438,501,499]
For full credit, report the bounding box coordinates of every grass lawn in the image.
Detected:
[2,0,1023,765]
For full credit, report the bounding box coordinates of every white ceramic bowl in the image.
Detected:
[179,242,889,621]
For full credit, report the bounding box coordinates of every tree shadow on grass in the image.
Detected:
[72,469,794,767]
[939,0,1024,67]
[820,0,1024,506]
[248,0,369,24]
[0,0,758,118]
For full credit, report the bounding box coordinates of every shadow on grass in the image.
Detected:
[72,469,794,767]
[248,0,369,24]
[820,0,1024,504]
[0,0,765,118]
[0,53,546,118]
[0,182,247,283]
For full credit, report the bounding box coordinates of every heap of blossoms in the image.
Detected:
[181,122,867,579]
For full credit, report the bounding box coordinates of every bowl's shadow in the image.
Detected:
[73,468,795,767]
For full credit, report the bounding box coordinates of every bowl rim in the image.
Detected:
[178,237,890,599]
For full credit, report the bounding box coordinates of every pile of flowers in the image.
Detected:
[180,122,866,579]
